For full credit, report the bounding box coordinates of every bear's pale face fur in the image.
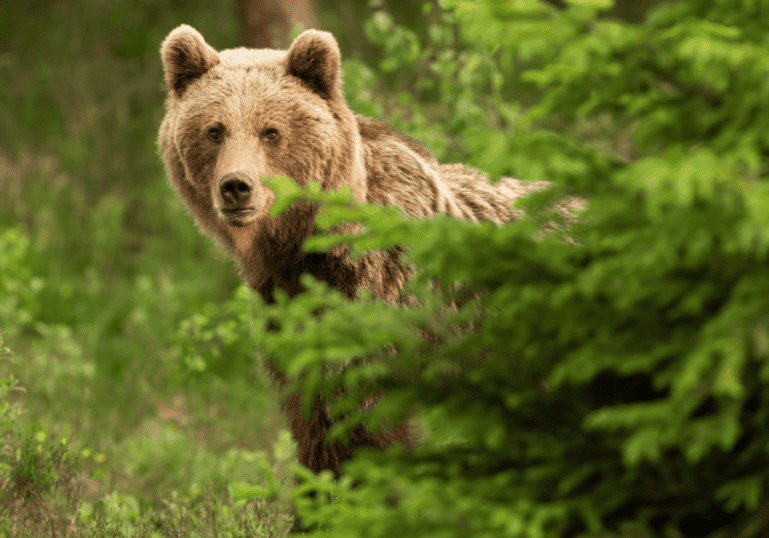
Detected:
[159,25,369,297]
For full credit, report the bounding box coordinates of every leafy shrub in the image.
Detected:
[0,333,18,478]
[0,330,85,538]
[245,1,769,537]
[0,229,44,339]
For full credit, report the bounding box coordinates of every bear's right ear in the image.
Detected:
[161,25,220,98]
[286,30,342,100]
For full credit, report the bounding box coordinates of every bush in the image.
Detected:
[249,1,769,537]
[0,329,85,537]
[0,229,44,340]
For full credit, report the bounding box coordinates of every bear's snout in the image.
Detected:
[216,171,263,226]
[219,172,254,205]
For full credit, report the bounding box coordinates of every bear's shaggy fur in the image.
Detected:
[158,25,546,478]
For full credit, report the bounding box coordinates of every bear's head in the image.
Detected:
[158,25,367,245]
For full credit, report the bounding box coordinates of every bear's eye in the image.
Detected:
[264,128,280,143]
[207,127,223,142]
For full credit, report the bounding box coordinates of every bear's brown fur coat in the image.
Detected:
[158,25,547,478]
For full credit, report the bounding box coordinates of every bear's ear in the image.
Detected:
[286,30,342,100]
[161,25,220,98]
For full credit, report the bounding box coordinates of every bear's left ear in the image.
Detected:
[161,25,220,99]
[286,30,342,100]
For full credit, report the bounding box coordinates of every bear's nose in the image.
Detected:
[219,172,254,204]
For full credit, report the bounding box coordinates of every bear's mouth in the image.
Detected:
[220,208,257,225]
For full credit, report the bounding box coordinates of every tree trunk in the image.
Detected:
[237,0,319,49]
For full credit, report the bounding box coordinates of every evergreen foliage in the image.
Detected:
[245,1,769,536]
[2,0,768,535]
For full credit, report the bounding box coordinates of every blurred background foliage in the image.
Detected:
[1,0,769,536]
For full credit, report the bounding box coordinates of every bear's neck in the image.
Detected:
[237,202,361,303]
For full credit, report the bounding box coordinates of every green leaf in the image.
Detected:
[565,0,614,9]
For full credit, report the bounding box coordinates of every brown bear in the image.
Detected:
[158,25,546,479]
